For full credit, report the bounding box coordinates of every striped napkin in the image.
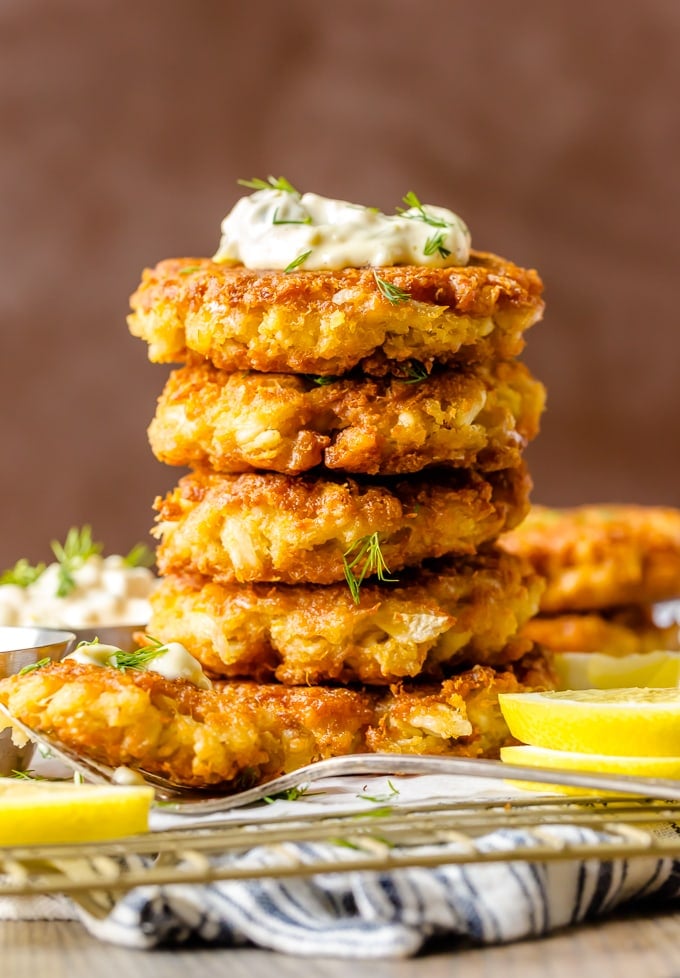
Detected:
[3,772,680,957]
[76,823,680,957]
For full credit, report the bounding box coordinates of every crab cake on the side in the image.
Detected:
[128,251,544,375]
[500,505,680,612]
[148,359,545,477]
[153,466,531,586]
[146,550,544,685]
[0,653,555,789]
[520,607,680,655]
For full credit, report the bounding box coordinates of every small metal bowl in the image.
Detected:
[0,625,76,776]
[70,623,148,648]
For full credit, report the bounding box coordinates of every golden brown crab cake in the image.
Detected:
[0,654,556,788]
[148,359,545,477]
[127,251,544,375]
[0,661,371,789]
[146,550,544,685]
[520,606,680,655]
[153,465,531,586]
[367,652,557,756]
[500,505,680,613]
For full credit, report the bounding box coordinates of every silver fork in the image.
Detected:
[5,703,680,815]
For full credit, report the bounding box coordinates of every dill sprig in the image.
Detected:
[358,780,400,803]
[272,208,311,226]
[51,525,103,598]
[263,783,323,804]
[398,190,450,229]
[307,375,339,386]
[109,636,167,672]
[178,265,203,276]
[0,557,46,588]
[18,657,51,676]
[423,231,451,259]
[342,532,396,604]
[123,542,155,568]
[238,175,300,195]
[284,250,312,273]
[372,270,411,304]
[72,635,167,672]
[400,361,429,384]
[10,769,49,781]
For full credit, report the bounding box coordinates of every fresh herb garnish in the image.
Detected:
[342,532,396,605]
[358,780,400,803]
[108,636,167,673]
[272,208,312,226]
[284,250,312,273]
[0,557,46,588]
[398,190,450,229]
[18,657,51,676]
[400,362,429,384]
[372,271,410,305]
[51,526,103,598]
[10,769,48,780]
[263,783,323,803]
[178,265,202,276]
[238,176,300,195]
[307,375,339,386]
[72,635,167,672]
[123,543,155,568]
[423,231,451,259]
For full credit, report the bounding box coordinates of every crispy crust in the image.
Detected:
[0,653,555,788]
[128,252,544,375]
[153,466,531,586]
[146,550,544,684]
[500,505,680,612]
[148,360,545,477]
[521,607,680,655]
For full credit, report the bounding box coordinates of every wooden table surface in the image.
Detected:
[5,908,680,978]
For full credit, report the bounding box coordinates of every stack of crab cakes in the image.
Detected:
[121,183,556,773]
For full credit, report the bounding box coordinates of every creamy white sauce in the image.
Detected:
[66,642,122,667]
[213,189,471,270]
[64,639,212,691]
[111,766,148,786]
[0,554,156,628]
[145,641,213,690]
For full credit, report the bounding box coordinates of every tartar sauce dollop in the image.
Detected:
[65,638,213,691]
[213,187,471,271]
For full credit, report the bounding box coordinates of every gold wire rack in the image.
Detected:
[3,794,680,914]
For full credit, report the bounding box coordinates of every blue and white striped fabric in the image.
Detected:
[79,826,680,958]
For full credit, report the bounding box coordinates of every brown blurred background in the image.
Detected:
[1,0,679,567]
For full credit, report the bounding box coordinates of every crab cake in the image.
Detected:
[521,607,680,655]
[500,505,680,613]
[153,465,531,586]
[0,652,555,789]
[128,251,544,376]
[148,359,545,477]
[146,550,544,685]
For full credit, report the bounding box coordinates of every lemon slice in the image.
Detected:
[502,744,680,778]
[501,744,680,787]
[553,651,680,690]
[0,781,153,845]
[498,688,680,756]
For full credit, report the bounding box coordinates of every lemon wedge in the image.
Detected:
[0,781,153,845]
[498,688,680,757]
[501,744,680,794]
[553,651,680,690]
